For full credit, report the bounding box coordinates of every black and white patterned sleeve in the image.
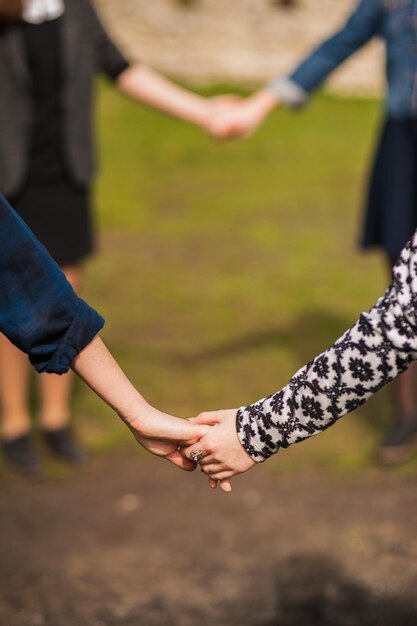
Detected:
[236,231,417,462]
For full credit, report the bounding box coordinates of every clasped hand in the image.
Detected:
[118,90,279,490]
[127,404,255,493]
[181,409,256,492]
[203,88,278,140]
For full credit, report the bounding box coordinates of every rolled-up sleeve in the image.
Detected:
[0,194,104,374]
[268,0,382,107]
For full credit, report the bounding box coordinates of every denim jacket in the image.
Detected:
[269,0,417,117]
[0,194,104,374]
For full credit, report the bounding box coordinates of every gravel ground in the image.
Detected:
[1,449,417,626]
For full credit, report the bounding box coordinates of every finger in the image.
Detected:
[209,104,242,119]
[210,106,240,119]
[209,121,239,138]
[179,444,192,459]
[179,423,211,445]
[180,442,209,461]
[219,479,232,493]
[198,456,224,472]
[198,455,220,466]
[165,449,197,471]
[204,469,232,492]
[200,462,225,475]
[194,413,221,426]
[209,470,236,481]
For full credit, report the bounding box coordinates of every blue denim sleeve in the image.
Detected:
[288,0,383,94]
[0,194,104,374]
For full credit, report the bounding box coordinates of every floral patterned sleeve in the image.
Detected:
[236,231,417,462]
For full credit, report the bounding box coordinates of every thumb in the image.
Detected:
[194,412,221,427]
[179,423,211,446]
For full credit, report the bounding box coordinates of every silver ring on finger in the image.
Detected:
[190,449,204,463]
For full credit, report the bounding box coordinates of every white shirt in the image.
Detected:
[23,0,65,24]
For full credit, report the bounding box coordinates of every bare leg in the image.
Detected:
[0,338,42,472]
[38,265,80,430]
[0,265,83,469]
[37,265,86,463]
[0,335,31,440]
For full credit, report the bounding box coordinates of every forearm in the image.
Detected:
[71,336,147,425]
[72,336,211,463]
[269,0,382,104]
[237,231,417,462]
[247,87,281,117]
[117,64,209,128]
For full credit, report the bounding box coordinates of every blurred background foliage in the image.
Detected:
[64,82,406,476]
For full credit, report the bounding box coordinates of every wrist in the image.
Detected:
[249,89,280,116]
[236,405,277,463]
[119,395,152,433]
[192,97,212,130]
[267,77,306,109]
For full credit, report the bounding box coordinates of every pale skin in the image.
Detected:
[182,409,256,490]
[205,88,280,140]
[0,264,80,439]
[174,87,286,490]
[72,335,211,471]
[73,336,236,491]
[117,63,242,138]
[117,64,214,130]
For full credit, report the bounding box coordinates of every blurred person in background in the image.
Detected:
[0,0,221,473]
[0,193,213,478]
[208,0,417,464]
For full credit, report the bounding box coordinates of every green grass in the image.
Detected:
[72,82,407,474]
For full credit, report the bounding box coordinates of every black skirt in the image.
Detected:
[9,178,95,267]
[361,118,417,262]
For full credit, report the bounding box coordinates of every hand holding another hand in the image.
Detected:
[180,409,256,492]
[205,89,279,140]
[126,403,211,472]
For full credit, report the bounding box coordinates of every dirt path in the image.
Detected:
[1,449,417,626]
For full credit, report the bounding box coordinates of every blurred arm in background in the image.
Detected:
[207,0,383,139]
[87,0,237,134]
[0,194,210,472]
[182,228,417,483]
[117,64,217,131]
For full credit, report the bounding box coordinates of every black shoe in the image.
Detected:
[377,415,417,464]
[1,433,42,474]
[42,426,86,464]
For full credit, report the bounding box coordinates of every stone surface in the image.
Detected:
[96,0,384,95]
